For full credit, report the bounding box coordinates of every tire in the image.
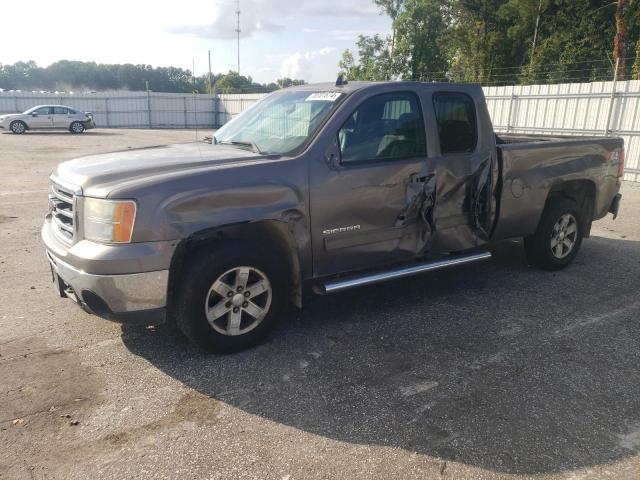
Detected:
[524,197,584,271]
[10,121,26,134]
[175,242,286,353]
[70,121,85,134]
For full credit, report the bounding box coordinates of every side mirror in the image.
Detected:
[324,137,341,169]
[31,113,38,117]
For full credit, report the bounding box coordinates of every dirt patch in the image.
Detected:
[0,336,104,479]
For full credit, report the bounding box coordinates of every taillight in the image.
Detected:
[609,148,625,178]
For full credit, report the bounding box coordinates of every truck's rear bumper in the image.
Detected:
[609,193,622,219]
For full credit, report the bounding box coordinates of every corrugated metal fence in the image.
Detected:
[1,82,639,181]
[484,80,640,182]
[0,91,268,130]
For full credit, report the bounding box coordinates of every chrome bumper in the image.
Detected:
[46,250,169,314]
[42,219,171,317]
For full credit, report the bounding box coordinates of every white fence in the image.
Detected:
[1,82,639,181]
[0,91,269,130]
[484,80,640,182]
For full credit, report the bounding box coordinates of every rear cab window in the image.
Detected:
[338,92,427,164]
[433,93,478,154]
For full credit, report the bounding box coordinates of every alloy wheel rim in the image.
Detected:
[550,213,578,259]
[13,123,24,133]
[204,266,272,336]
[72,123,83,133]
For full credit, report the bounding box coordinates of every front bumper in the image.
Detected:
[42,221,173,320]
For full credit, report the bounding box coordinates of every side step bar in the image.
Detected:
[317,251,492,294]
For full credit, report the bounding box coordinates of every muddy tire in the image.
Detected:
[525,197,583,271]
[175,242,285,353]
[10,120,26,134]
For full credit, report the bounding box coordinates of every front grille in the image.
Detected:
[49,181,76,242]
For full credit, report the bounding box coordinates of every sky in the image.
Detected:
[1,0,391,84]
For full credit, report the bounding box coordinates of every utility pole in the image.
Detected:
[614,0,626,80]
[208,50,213,94]
[529,0,543,69]
[235,0,241,75]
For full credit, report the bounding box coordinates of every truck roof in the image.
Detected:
[286,81,482,94]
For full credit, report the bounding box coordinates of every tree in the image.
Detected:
[339,35,394,81]
[393,0,449,80]
[342,0,640,86]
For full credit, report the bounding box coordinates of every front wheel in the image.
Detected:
[524,197,584,271]
[70,121,85,134]
[175,243,285,352]
[10,121,26,134]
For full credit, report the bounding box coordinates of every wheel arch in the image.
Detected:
[167,220,303,314]
[10,119,28,131]
[545,179,596,237]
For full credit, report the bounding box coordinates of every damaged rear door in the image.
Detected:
[425,90,498,253]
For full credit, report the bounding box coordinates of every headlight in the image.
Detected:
[83,198,137,243]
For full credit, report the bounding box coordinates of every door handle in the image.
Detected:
[410,173,428,183]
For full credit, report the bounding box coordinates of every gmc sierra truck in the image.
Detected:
[42,81,624,352]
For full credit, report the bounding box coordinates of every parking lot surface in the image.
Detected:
[1,129,639,480]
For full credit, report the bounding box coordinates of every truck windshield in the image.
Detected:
[213,90,343,155]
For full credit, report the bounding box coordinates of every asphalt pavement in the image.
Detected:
[1,128,639,480]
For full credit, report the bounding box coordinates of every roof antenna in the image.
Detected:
[336,74,348,86]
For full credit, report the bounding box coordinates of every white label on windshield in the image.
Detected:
[306,92,342,102]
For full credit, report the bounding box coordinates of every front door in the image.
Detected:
[27,106,54,129]
[310,90,430,276]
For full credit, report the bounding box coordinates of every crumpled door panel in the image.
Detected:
[395,149,496,256]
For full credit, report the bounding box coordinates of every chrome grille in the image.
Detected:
[49,181,76,242]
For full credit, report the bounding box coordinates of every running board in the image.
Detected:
[317,251,492,294]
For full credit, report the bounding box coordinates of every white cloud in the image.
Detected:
[170,0,380,40]
[280,48,336,79]
[328,29,390,41]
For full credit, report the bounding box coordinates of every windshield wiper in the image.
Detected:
[217,140,263,155]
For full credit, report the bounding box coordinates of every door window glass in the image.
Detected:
[339,92,426,163]
[433,93,477,154]
[33,107,52,115]
[53,107,68,115]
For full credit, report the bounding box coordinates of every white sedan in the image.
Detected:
[0,105,96,134]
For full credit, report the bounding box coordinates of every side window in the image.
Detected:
[54,107,68,115]
[68,109,76,114]
[338,92,426,164]
[433,93,477,154]
[34,107,51,115]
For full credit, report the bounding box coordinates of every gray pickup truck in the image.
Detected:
[43,81,624,352]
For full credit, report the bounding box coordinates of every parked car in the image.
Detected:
[42,81,624,352]
[0,105,95,134]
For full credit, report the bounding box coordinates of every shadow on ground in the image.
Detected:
[121,236,640,475]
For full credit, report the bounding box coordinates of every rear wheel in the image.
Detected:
[10,121,26,134]
[70,121,85,134]
[524,197,583,271]
[175,242,285,352]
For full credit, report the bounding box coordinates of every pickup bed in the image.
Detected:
[42,81,624,352]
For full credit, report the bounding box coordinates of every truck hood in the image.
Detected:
[54,142,270,196]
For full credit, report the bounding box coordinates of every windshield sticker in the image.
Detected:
[306,92,343,102]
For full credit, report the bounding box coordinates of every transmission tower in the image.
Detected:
[235,0,241,76]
